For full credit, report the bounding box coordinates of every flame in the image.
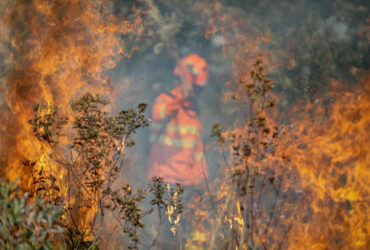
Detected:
[165,183,182,237]
[186,5,283,248]
[189,3,369,249]
[0,0,141,239]
[1,1,368,248]
[195,74,369,248]
[282,75,370,249]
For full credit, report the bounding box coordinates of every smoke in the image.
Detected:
[318,16,351,43]
[103,0,370,189]
[111,1,368,247]
[0,0,368,248]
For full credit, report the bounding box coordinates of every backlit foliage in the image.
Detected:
[28,93,149,248]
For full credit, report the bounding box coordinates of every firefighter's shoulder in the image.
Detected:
[154,91,176,104]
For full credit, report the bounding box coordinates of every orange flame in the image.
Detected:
[282,75,370,249]
[0,0,141,239]
[190,3,369,249]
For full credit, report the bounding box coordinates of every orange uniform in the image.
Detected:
[147,86,208,185]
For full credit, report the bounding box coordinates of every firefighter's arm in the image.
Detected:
[152,95,189,122]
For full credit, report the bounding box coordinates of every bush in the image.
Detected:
[0,180,63,250]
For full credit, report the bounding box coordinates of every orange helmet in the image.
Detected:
[174,54,208,86]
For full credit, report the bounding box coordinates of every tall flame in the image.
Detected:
[187,3,369,249]
[0,0,140,180]
[283,75,370,249]
[0,0,142,239]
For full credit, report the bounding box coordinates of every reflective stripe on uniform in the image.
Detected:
[159,106,166,119]
[151,122,199,135]
[194,152,203,161]
[150,134,196,148]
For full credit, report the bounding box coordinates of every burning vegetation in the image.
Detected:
[0,0,369,249]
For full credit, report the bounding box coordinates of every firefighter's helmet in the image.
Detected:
[174,54,208,86]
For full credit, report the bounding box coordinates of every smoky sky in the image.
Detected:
[109,0,368,187]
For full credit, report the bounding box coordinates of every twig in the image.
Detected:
[148,204,163,249]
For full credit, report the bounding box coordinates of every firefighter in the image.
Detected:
[147,53,209,186]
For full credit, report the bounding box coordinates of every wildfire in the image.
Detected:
[0,1,368,249]
[0,0,141,241]
[165,183,182,237]
[191,72,369,249]
[283,76,370,249]
[187,3,369,249]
